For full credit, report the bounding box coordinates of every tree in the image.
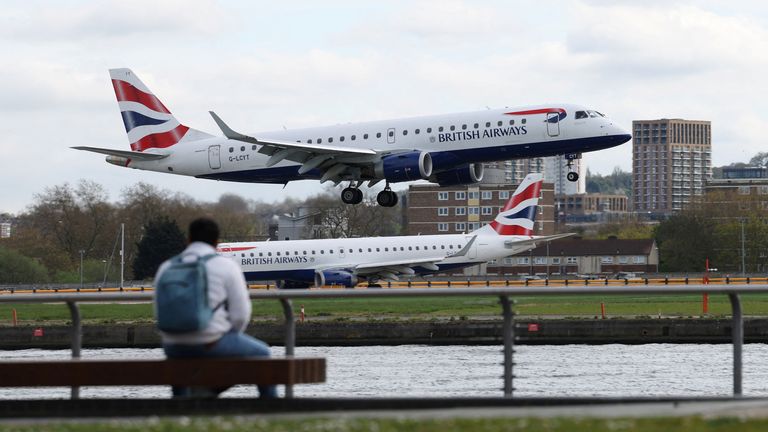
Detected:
[0,247,49,284]
[132,218,186,280]
[585,167,632,196]
[654,213,715,272]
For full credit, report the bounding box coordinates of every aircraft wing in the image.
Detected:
[504,232,576,249]
[352,256,447,281]
[209,111,387,183]
[72,146,169,161]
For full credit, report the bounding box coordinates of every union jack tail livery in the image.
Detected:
[109,68,211,152]
[475,173,543,237]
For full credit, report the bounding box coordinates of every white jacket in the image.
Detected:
[154,241,251,345]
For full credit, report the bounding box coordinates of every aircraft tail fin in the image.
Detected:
[473,173,543,237]
[109,68,212,152]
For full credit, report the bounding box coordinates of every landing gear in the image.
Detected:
[376,185,398,207]
[341,186,363,204]
[565,153,581,183]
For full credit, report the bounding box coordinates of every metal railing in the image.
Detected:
[0,284,764,399]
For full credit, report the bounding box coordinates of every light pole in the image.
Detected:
[741,218,746,277]
[79,250,85,289]
[102,259,108,287]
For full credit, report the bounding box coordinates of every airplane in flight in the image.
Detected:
[217,173,571,288]
[74,68,631,207]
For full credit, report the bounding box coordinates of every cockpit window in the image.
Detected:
[575,111,588,119]
[587,110,598,118]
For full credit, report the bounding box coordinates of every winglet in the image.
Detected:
[209,111,245,140]
[453,235,477,258]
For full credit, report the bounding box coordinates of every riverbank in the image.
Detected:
[1,318,764,349]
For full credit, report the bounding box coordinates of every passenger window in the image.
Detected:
[308,139,313,144]
[509,120,514,125]
[330,249,334,254]
[385,247,389,252]
[328,137,333,143]
[441,245,445,249]
[427,127,432,133]
[276,252,281,256]
[408,246,412,251]
[252,145,257,150]
[377,132,382,138]
[522,119,526,124]
[340,136,345,142]
[485,122,491,127]
[359,248,362,252]
[312,250,316,254]
[400,247,404,251]
[303,251,307,255]
[376,248,380,252]
[349,249,353,253]
[259,253,263,257]
[351,135,356,140]
[415,129,420,134]
[321,250,324,254]
[317,138,322,143]
[368,248,372,252]
[432,246,436,250]
[403,130,408,136]
[240,146,245,151]
[450,125,455,131]
[364,134,369,139]
[268,252,272,256]
[462,124,467,130]
[439,126,444,132]
[229,147,234,153]
[415,246,420,250]
[473,123,479,129]
[388,131,394,137]
[449,245,454,249]
[497,121,502,126]
[294,251,299,255]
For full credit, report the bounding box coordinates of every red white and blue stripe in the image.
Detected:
[489,173,542,236]
[109,68,189,152]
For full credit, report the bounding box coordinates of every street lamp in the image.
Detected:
[79,250,85,289]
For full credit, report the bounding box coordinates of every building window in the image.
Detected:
[517,257,530,265]
[759,186,768,195]
[438,223,449,232]
[619,256,628,264]
[633,256,647,264]
[455,191,466,200]
[455,222,466,231]
[503,257,514,265]
[482,207,493,215]
[482,191,492,200]
[552,257,561,265]
[601,256,614,264]
[438,207,449,216]
[455,207,466,216]
[438,192,449,200]
[738,186,751,195]
[468,222,480,230]
[566,257,577,264]
[499,191,510,199]
[534,257,546,265]
[468,207,480,215]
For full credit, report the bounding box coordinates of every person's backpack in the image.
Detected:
[155,253,224,333]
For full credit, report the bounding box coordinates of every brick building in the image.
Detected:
[406,181,555,236]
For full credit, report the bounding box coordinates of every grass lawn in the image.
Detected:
[0,293,766,324]
[0,416,766,431]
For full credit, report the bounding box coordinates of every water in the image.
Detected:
[1,344,767,399]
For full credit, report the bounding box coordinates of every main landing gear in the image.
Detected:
[376,184,398,207]
[340,181,398,207]
[565,153,581,182]
[341,184,364,205]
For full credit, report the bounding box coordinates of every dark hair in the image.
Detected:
[189,218,219,246]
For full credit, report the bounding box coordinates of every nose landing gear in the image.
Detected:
[565,153,582,182]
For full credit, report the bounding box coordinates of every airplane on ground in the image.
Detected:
[217,173,572,288]
[74,68,631,207]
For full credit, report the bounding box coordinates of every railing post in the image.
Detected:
[66,301,81,400]
[279,298,296,399]
[499,295,514,398]
[728,293,743,397]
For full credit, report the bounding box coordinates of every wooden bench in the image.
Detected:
[0,357,325,398]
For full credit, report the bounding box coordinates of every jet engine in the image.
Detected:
[430,163,484,186]
[314,270,359,288]
[374,151,432,183]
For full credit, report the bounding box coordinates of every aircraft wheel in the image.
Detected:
[377,190,398,207]
[352,188,364,204]
[341,187,358,204]
[567,171,579,182]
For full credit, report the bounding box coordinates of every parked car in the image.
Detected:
[613,272,638,280]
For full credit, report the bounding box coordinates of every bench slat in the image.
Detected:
[0,358,325,387]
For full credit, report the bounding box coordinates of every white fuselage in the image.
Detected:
[218,232,534,284]
[124,104,629,184]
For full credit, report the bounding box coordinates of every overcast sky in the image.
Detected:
[2,0,767,214]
